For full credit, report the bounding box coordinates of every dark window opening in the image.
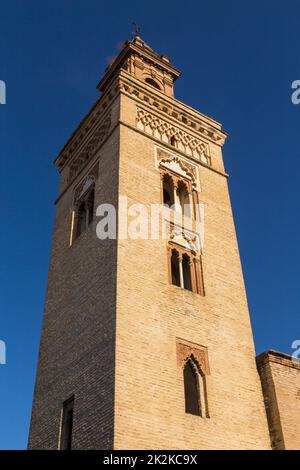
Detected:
[177,181,191,218]
[75,187,95,239]
[171,250,181,287]
[184,361,200,416]
[76,200,87,239]
[182,254,192,291]
[163,176,174,208]
[87,188,95,225]
[170,136,177,147]
[60,396,74,450]
[145,77,161,90]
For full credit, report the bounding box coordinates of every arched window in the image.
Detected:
[162,174,175,208]
[87,188,95,225]
[171,250,181,287]
[74,186,95,240]
[60,396,74,450]
[182,254,192,291]
[145,77,161,90]
[176,181,191,218]
[183,359,200,416]
[160,166,196,220]
[168,243,205,295]
[76,200,87,238]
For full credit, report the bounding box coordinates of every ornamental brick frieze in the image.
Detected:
[68,115,111,183]
[136,107,211,164]
[55,81,119,172]
[119,77,226,147]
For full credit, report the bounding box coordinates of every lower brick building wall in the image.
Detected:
[257,350,300,450]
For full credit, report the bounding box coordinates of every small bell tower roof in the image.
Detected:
[97,36,181,97]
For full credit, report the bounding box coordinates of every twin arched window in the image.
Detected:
[162,174,192,218]
[169,247,204,295]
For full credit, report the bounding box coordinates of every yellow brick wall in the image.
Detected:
[114,92,271,449]
[257,351,300,450]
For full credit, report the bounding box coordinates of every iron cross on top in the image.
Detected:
[132,22,141,38]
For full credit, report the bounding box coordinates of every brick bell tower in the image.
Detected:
[28,36,271,449]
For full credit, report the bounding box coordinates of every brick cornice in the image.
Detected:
[119,70,228,147]
[54,81,121,172]
[53,68,228,173]
[256,349,300,371]
[54,121,120,205]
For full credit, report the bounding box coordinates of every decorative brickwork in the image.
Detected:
[119,78,226,148]
[176,338,210,375]
[137,107,211,164]
[69,115,111,183]
[157,147,200,189]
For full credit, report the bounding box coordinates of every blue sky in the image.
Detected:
[0,0,299,450]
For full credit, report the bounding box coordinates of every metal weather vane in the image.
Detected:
[131,21,141,38]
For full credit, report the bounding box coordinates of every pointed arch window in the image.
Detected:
[176,180,191,218]
[177,340,210,419]
[183,354,210,418]
[59,396,74,450]
[184,359,201,416]
[171,250,181,287]
[72,184,95,243]
[162,174,175,209]
[183,356,209,418]
[176,338,210,418]
[76,200,87,239]
[182,254,192,291]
